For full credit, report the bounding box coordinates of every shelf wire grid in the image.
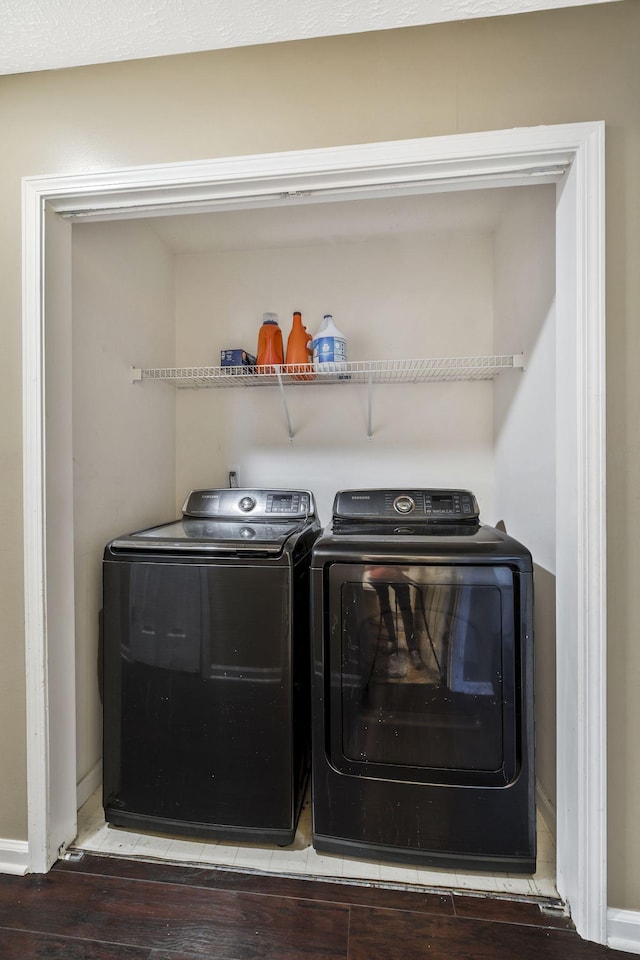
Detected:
[134,355,523,389]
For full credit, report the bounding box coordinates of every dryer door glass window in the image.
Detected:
[326,563,518,786]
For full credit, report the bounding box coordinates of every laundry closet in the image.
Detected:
[71,180,557,895]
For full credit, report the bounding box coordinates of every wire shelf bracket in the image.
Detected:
[131,354,525,439]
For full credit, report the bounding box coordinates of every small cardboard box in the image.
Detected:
[220,349,257,368]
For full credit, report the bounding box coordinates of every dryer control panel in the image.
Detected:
[332,488,479,523]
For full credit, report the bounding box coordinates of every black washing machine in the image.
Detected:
[310,488,535,873]
[102,488,320,845]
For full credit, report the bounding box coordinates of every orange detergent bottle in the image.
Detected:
[256,312,284,372]
[285,311,315,380]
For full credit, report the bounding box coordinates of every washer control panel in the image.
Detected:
[333,488,479,523]
[183,488,314,520]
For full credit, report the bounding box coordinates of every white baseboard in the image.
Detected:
[608,909,640,954]
[536,780,557,837]
[0,838,29,875]
[76,760,102,810]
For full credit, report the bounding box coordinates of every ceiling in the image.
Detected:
[138,185,549,254]
[0,0,619,77]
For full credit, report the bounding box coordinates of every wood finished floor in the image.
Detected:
[0,852,627,959]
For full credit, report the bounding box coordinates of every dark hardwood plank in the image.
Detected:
[346,905,627,960]
[0,871,349,960]
[0,927,152,959]
[0,861,624,960]
[56,852,455,916]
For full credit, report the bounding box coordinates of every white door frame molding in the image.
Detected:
[21,121,606,942]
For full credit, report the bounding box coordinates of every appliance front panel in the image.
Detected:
[103,559,300,834]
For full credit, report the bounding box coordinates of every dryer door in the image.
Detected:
[324,562,521,787]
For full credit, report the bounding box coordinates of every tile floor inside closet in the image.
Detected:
[74,788,558,902]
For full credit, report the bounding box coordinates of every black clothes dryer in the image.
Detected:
[310,488,535,873]
[102,488,320,845]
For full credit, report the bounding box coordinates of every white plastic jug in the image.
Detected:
[312,314,347,369]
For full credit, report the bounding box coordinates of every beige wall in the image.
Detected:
[173,231,496,523]
[0,0,638,907]
[72,220,177,789]
[493,188,558,814]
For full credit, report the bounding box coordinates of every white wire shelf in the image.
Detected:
[131,354,524,440]
[131,354,525,389]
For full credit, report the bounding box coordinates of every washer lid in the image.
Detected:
[109,517,309,554]
[108,488,317,554]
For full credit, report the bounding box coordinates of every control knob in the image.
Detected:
[393,495,415,515]
[238,496,256,513]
